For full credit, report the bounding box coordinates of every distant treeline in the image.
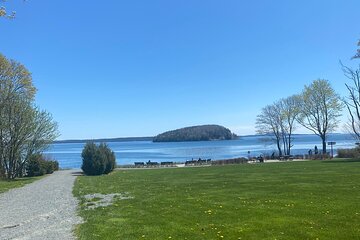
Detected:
[54,137,154,144]
[153,125,237,142]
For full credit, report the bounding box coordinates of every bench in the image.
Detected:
[161,161,173,166]
[134,162,144,167]
[146,161,159,167]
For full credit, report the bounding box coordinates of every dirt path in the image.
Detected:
[0,170,82,240]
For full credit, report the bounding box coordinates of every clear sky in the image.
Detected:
[1,0,359,140]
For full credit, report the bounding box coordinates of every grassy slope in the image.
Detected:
[0,176,41,194]
[74,160,360,240]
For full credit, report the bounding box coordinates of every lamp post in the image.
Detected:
[327,142,336,158]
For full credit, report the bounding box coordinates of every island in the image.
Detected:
[153,125,237,142]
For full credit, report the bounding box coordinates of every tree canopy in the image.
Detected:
[297,79,342,154]
[0,1,17,19]
[0,54,58,179]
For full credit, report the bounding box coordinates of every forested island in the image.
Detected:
[153,125,237,142]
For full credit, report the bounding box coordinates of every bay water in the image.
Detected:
[45,134,357,169]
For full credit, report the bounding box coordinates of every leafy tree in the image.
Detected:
[0,0,20,19]
[297,79,343,154]
[0,54,58,179]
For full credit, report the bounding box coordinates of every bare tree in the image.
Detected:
[342,64,360,139]
[278,95,301,155]
[297,79,343,154]
[353,40,360,59]
[256,95,300,157]
[256,104,283,156]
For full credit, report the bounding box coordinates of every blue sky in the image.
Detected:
[0,0,359,139]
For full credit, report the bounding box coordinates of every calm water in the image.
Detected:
[45,134,357,169]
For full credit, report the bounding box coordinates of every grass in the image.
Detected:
[73,159,360,239]
[0,176,42,194]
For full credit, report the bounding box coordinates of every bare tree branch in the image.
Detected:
[342,63,360,140]
[255,95,300,157]
[352,40,360,59]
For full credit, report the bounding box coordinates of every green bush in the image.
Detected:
[44,159,59,174]
[99,143,116,174]
[26,154,59,177]
[81,142,116,176]
[337,147,360,158]
[308,153,330,160]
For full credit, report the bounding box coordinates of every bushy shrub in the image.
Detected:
[44,159,59,174]
[211,158,248,165]
[81,142,116,176]
[26,154,59,177]
[337,147,360,158]
[308,153,330,160]
[26,154,46,177]
[99,143,116,174]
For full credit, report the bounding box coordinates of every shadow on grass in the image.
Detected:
[321,158,360,163]
[1,176,39,183]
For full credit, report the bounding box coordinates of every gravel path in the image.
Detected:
[0,170,83,240]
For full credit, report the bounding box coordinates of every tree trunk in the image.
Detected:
[321,136,327,155]
[276,138,282,157]
[287,134,292,156]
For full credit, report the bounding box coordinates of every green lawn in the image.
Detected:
[73,160,360,239]
[0,176,41,194]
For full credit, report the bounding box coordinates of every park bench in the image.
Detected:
[185,160,197,166]
[280,155,294,161]
[185,158,211,166]
[134,162,144,167]
[146,161,159,167]
[161,161,173,166]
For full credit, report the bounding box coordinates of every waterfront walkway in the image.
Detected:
[0,170,82,240]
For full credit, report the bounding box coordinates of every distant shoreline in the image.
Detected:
[53,133,349,144]
[54,137,154,144]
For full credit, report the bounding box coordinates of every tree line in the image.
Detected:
[256,45,360,157]
[0,54,58,179]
